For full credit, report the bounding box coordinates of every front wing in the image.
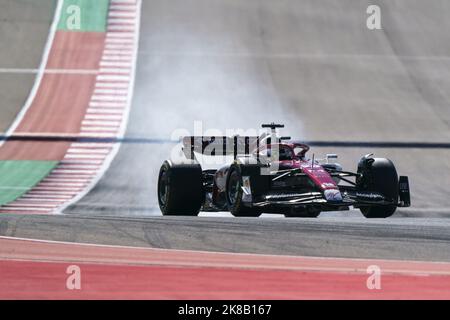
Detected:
[246,174,411,210]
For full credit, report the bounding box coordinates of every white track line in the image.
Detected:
[97,74,131,81]
[106,32,136,38]
[68,148,111,153]
[89,101,127,107]
[91,95,128,102]
[101,55,133,62]
[86,109,124,115]
[105,37,135,43]
[109,12,137,18]
[95,82,129,89]
[51,170,98,175]
[103,50,134,56]
[104,44,135,50]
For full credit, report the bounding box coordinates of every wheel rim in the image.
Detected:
[158,169,169,207]
[227,170,240,205]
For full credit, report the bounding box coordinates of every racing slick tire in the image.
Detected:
[357,157,399,218]
[157,161,204,216]
[226,163,264,217]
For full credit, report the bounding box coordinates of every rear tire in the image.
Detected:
[357,158,398,218]
[158,161,204,216]
[226,163,262,217]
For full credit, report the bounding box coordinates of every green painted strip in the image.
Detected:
[57,0,109,32]
[0,161,58,205]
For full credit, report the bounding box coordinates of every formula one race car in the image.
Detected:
[158,124,410,218]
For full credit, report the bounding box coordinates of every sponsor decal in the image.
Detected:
[265,192,321,200]
[356,192,385,201]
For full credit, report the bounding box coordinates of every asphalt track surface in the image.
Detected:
[2,213,450,262]
[1,0,450,267]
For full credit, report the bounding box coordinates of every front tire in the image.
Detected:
[158,161,204,216]
[357,158,399,218]
[226,163,262,217]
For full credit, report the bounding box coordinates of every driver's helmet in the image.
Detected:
[279,146,292,161]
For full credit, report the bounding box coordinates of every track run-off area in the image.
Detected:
[1,235,450,299]
[0,0,450,299]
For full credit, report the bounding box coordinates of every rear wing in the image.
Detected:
[181,124,290,160]
[182,136,261,160]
